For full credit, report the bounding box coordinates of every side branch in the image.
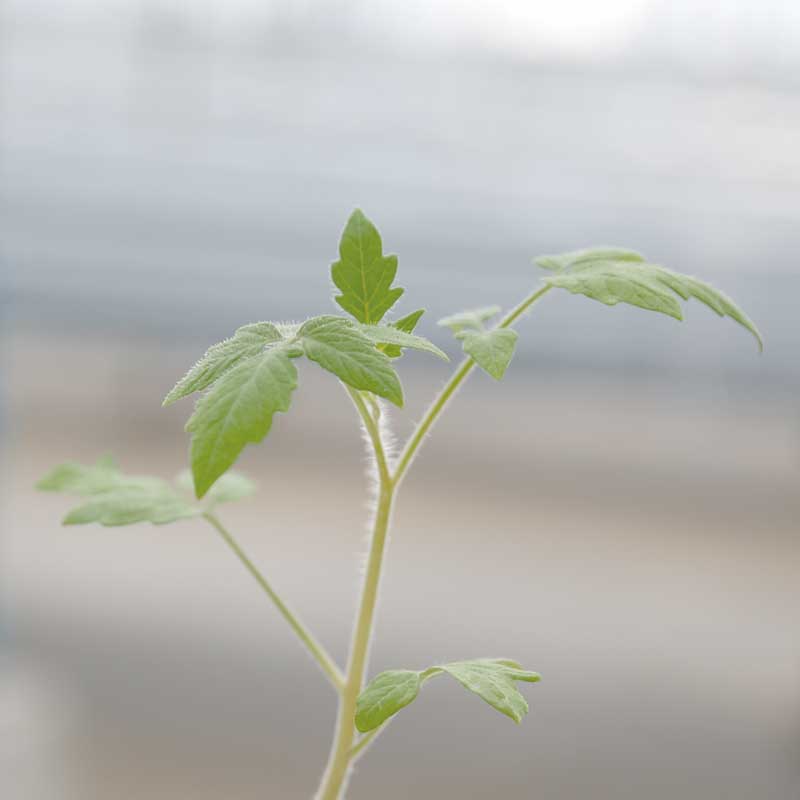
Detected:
[392,284,552,484]
[203,511,346,692]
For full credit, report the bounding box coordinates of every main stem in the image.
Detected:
[316,284,552,798]
[316,480,394,799]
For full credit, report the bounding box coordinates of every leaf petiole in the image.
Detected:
[392,284,553,485]
[202,511,345,692]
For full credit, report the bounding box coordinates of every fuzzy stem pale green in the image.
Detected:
[203,511,345,692]
[392,284,552,485]
[315,388,394,799]
[316,286,553,798]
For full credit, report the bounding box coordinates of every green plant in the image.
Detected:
[38,210,761,799]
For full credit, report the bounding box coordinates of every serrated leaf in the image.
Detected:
[37,459,200,526]
[299,316,403,406]
[543,258,763,350]
[440,659,540,724]
[37,457,124,494]
[63,486,198,526]
[355,657,540,732]
[164,322,283,406]
[535,246,644,273]
[176,470,255,506]
[331,209,403,324]
[186,343,299,497]
[357,323,449,362]
[461,329,518,380]
[382,309,425,358]
[437,306,501,334]
[355,670,422,733]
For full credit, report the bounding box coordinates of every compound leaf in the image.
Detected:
[331,209,403,324]
[187,343,299,497]
[382,309,425,358]
[355,670,423,733]
[355,657,540,733]
[164,322,283,406]
[539,255,762,350]
[358,323,449,361]
[36,459,214,526]
[299,316,403,406]
[461,329,518,380]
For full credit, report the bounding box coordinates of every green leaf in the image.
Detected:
[535,246,644,273]
[37,459,202,526]
[331,209,404,324]
[355,670,423,733]
[176,470,255,506]
[461,329,518,380]
[355,658,540,732]
[299,316,403,406]
[439,659,541,724]
[37,456,126,494]
[63,485,198,526]
[357,323,449,361]
[382,309,425,357]
[437,306,501,334]
[542,257,763,350]
[186,343,299,497]
[164,322,283,406]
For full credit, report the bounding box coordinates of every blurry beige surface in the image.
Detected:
[3,331,798,799]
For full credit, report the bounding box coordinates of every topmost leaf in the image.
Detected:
[331,209,404,324]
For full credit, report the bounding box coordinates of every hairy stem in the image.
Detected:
[315,390,394,799]
[315,286,552,797]
[203,511,345,692]
[393,284,552,484]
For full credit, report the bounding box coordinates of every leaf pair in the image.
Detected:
[36,457,254,526]
[166,315,446,498]
[355,658,541,733]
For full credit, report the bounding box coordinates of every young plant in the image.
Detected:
[38,210,762,799]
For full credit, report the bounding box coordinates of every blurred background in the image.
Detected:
[2,1,798,798]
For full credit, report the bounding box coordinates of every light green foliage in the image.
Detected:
[187,343,299,497]
[355,658,541,732]
[331,209,403,324]
[62,486,197,526]
[535,246,644,272]
[37,455,128,494]
[440,659,541,723]
[354,670,423,733]
[537,252,763,350]
[37,458,255,526]
[382,309,425,357]
[300,316,404,406]
[357,323,449,361]
[461,329,518,380]
[164,322,283,406]
[438,305,501,334]
[438,306,518,379]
